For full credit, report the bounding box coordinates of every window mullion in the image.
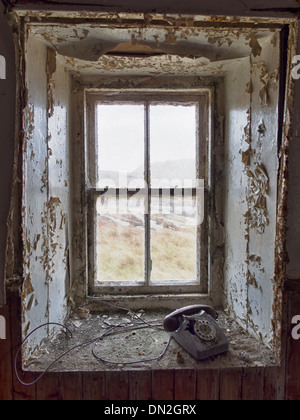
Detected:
[198,96,209,294]
[145,101,151,286]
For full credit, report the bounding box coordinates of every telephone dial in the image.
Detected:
[163,305,229,361]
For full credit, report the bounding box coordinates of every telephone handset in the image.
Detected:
[163,305,229,361]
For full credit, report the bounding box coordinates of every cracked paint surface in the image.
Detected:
[7,11,295,359]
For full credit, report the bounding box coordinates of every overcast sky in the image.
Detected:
[97,103,197,176]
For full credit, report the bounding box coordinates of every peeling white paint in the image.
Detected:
[224,30,281,347]
[22,33,71,358]
[19,13,293,358]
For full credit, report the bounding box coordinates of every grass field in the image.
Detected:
[96,214,197,283]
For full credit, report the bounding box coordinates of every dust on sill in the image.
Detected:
[23,310,279,372]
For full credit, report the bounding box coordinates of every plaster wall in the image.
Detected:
[223,33,281,346]
[22,34,49,351]
[22,33,71,356]
[246,34,280,345]
[223,57,250,329]
[46,52,71,329]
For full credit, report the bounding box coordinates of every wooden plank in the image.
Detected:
[242,367,264,400]
[197,369,219,400]
[106,371,129,400]
[219,368,242,400]
[285,279,300,292]
[0,304,12,400]
[174,369,196,400]
[152,370,174,401]
[264,367,285,401]
[82,372,106,400]
[36,372,60,400]
[12,369,37,400]
[59,372,82,400]
[10,296,37,400]
[129,370,152,400]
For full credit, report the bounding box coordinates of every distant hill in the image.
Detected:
[141,159,196,184]
[99,159,196,187]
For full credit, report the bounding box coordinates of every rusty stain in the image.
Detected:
[23,273,34,295]
[33,234,41,251]
[40,167,48,193]
[24,321,31,337]
[164,30,177,45]
[249,33,262,57]
[246,163,269,234]
[246,270,261,290]
[241,148,251,166]
[246,80,253,94]
[47,51,56,118]
[26,294,35,311]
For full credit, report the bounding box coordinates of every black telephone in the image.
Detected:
[163,305,229,361]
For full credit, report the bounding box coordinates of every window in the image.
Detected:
[86,92,209,294]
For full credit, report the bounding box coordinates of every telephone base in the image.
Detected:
[171,312,229,361]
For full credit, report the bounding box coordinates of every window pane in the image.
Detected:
[97,104,145,188]
[94,100,201,287]
[150,194,197,283]
[150,104,197,188]
[96,196,145,283]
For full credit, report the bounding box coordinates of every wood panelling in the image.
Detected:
[0,305,12,400]
[241,367,264,400]
[10,297,37,401]
[106,371,129,400]
[197,369,220,400]
[59,372,83,400]
[152,370,175,400]
[82,372,106,401]
[219,368,242,400]
[174,369,197,400]
[36,373,60,401]
[263,367,285,400]
[129,371,152,400]
[1,289,300,400]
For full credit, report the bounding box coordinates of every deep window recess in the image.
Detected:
[87,92,210,295]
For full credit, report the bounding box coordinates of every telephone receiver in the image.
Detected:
[163,305,229,361]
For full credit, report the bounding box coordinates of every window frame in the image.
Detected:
[86,89,211,296]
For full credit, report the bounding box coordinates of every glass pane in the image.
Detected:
[150,104,197,188]
[97,104,145,188]
[96,195,145,283]
[150,194,197,283]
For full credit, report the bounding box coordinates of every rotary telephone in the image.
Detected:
[163,305,229,361]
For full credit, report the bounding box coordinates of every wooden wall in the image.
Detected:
[0,284,299,400]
